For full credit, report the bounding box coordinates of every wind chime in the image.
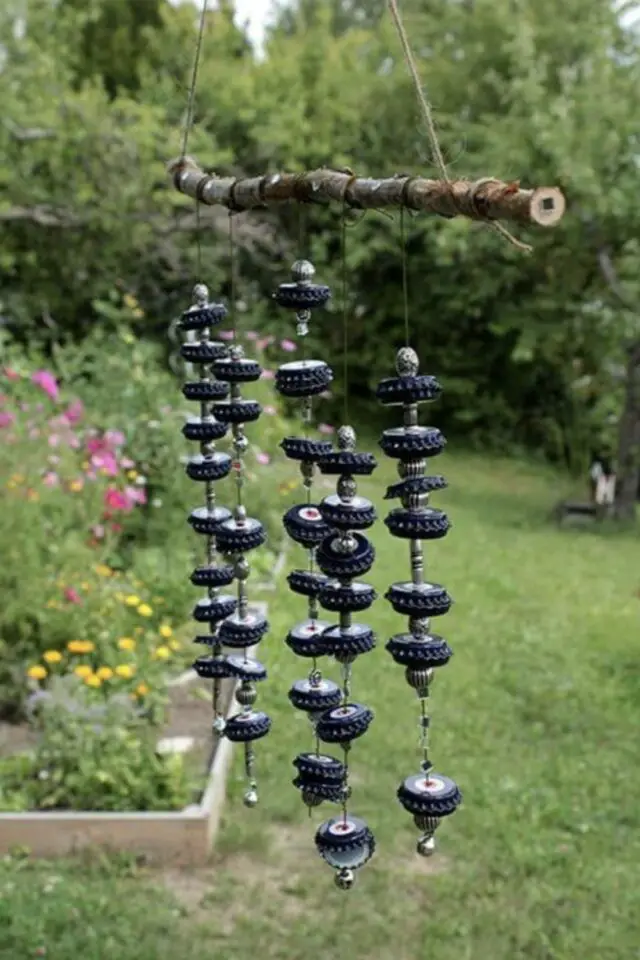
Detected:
[170,1,566,881]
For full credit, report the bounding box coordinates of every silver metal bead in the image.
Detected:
[337,425,356,451]
[417,835,436,857]
[334,868,355,890]
[235,682,257,707]
[233,435,249,454]
[337,475,357,502]
[405,666,433,691]
[243,788,259,808]
[234,504,247,522]
[409,617,430,637]
[396,346,419,377]
[212,716,226,734]
[234,556,250,579]
[192,283,209,305]
[230,343,245,361]
[333,533,357,554]
[413,814,440,833]
[398,459,426,479]
[300,461,315,483]
[302,789,324,808]
[291,259,315,283]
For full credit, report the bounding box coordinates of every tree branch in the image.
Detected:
[168,156,566,227]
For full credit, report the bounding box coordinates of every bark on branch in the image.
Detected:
[168,157,566,227]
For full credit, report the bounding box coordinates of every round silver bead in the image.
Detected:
[333,533,357,555]
[212,716,226,734]
[192,283,209,306]
[243,788,259,808]
[234,504,247,523]
[337,425,356,451]
[235,682,257,707]
[417,835,436,857]
[233,435,249,454]
[230,343,245,361]
[337,475,357,502]
[234,557,250,579]
[396,346,420,377]
[334,868,355,890]
[291,259,315,283]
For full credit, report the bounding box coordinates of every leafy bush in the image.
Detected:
[0,676,192,812]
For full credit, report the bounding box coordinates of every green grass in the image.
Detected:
[1,450,639,959]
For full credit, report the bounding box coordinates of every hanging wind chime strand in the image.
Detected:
[375,218,461,856]
[177,1,270,808]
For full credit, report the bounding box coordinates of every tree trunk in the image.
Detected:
[614,340,640,522]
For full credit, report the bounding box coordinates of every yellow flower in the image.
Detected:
[135,683,149,697]
[115,664,135,679]
[67,640,95,655]
[69,479,83,493]
[169,639,181,651]
[43,650,63,664]
[27,665,47,680]
[96,666,113,680]
[74,665,93,679]
[127,470,138,481]
[85,674,102,688]
[125,594,140,607]
[137,603,153,617]
[118,637,136,651]
[94,564,112,577]
[159,624,173,639]
[80,581,91,591]
[153,645,170,660]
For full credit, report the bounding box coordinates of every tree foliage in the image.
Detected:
[1,0,639,474]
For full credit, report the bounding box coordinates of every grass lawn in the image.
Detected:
[1,450,638,959]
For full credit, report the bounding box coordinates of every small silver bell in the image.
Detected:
[243,788,259,808]
[334,867,355,890]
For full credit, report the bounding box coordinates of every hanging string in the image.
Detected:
[195,200,202,278]
[341,205,349,425]
[228,214,237,341]
[400,207,410,347]
[386,0,531,253]
[180,0,209,161]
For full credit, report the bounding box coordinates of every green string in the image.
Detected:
[400,206,410,347]
[341,206,349,425]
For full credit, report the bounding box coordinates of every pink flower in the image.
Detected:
[62,399,83,425]
[120,457,135,469]
[3,368,20,381]
[104,429,125,448]
[42,472,59,487]
[91,524,105,539]
[256,452,271,465]
[104,487,132,512]
[219,330,235,341]
[48,434,60,448]
[91,451,118,476]
[261,369,275,380]
[32,370,59,401]
[263,405,276,415]
[124,485,147,506]
[318,423,334,435]
[86,436,103,455]
[245,331,258,341]
[281,339,297,353]
[63,587,82,605]
[257,335,274,350]
[0,411,16,429]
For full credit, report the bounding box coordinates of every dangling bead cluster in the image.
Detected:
[180,283,270,808]
[313,423,379,889]
[272,261,342,820]
[376,346,462,856]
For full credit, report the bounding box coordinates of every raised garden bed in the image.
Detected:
[0,598,268,866]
